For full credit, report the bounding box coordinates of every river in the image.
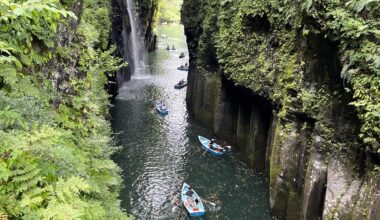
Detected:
[111,23,271,220]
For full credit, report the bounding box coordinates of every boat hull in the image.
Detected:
[155,102,168,115]
[198,135,225,156]
[181,183,205,217]
[177,67,189,71]
[174,83,187,89]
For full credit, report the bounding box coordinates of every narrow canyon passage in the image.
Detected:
[111,24,271,219]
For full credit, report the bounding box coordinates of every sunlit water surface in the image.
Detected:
[111,24,271,220]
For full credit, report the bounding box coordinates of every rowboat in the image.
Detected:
[177,66,189,71]
[198,135,226,156]
[181,183,205,217]
[155,101,168,115]
[179,52,185,58]
[174,81,187,89]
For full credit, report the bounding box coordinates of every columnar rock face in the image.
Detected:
[181,0,380,219]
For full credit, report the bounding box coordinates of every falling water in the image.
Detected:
[126,0,145,77]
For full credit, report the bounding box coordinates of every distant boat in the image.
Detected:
[179,52,185,58]
[171,45,176,50]
[198,135,226,156]
[174,81,187,89]
[181,183,205,217]
[177,66,189,71]
[166,45,170,50]
[155,101,168,115]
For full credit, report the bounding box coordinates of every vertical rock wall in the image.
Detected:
[181,0,380,219]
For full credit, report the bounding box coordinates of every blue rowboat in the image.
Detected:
[198,135,226,156]
[181,183,205,217]
[155,101,168,115]
[177,66,189,71]
[174,81,187,89]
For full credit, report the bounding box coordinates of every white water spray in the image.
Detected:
[126,0,146,77]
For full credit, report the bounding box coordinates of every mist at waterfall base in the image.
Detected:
[111,24,271,219]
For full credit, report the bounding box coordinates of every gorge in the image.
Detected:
[1,0,379,219]
[110,0,380,219]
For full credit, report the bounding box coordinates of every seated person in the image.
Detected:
[192,199,200,211]
[185,197,200,210]
[208,139,216,149]
[215,145,224,152]
[186,187,194,197]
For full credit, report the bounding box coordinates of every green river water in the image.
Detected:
[111,24,271,220]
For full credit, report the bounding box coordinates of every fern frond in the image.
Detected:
[54,177,91,203]
[13,167,40,183]
[15,176,42,194]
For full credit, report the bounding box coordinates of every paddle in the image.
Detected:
[200,197,216,207]
[171,198,181,212]
[202,147,209,156]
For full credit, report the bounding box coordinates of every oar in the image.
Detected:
[200,197,216,206]
[202,147,209,156]
[171,196,182,212]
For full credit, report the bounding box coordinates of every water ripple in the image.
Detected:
[111,24,270,220]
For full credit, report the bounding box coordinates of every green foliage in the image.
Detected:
[158,0,181,23]
[0,0,130,218]
[78,0,111,49]
[0,0,76,90]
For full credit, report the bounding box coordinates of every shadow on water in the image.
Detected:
[111,23,271,220]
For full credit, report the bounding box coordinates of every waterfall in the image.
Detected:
[126,0,145,77]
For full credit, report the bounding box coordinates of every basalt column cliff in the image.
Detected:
[182,0,380,219]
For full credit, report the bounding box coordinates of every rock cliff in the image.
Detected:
[181,0,380,219]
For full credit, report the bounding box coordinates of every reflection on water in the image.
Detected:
[111,24,270,220]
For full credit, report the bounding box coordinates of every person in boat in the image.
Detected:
[179,79,184,85]
[208,139,216,149]
[185,62,188,67]
[192,198,200,210]
[185,196,199,209]
[186,187,194,197]
[215,144,225,152]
